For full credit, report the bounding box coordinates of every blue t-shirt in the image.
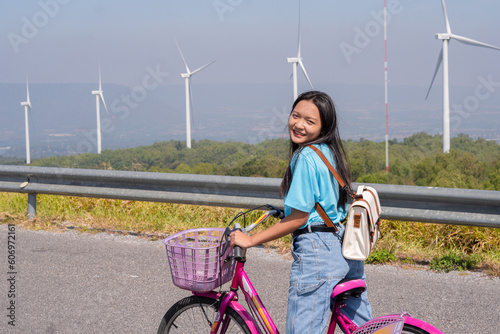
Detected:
[283,144,347,228]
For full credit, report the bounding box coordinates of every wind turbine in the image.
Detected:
[176,39,215,149]
[20,76,32,164]
[91,66,109,154]
[426,0,500,153]
[287,0,313,101]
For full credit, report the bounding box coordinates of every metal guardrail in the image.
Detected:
[0,165,499,228]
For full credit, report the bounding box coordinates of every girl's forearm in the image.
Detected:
[249,209,308,246]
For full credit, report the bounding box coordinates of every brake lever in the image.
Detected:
[266,204,285,219]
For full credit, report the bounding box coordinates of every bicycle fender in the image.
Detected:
[194,291,262,333]
[403,317,444,334]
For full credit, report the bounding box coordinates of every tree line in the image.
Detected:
[27,132,500,191]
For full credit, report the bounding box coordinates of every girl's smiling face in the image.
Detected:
[288,100,322,145]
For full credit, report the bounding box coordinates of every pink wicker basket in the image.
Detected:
[163,228,236,292]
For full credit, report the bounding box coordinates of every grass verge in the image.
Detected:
[367,220,500,277]
[1,193,499,276]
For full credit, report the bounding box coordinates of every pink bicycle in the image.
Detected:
[158,205,443,334]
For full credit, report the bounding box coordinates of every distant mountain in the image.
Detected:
[1,82,499,159]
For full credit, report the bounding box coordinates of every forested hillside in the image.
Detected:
[30,133,500,190]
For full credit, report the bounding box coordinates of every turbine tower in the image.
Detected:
[426,0,500,153]
[20,76,32,164]
[91,66,109,154]
[176,39,215,149]
[287,0,313,101]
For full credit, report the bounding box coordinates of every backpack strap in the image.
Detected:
[365,188,381,215]
[307,145,347,230]
[307,145,346,188]
[314,202,338,232]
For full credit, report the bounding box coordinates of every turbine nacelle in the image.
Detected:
[287,57,301,63]
[21,77,32,109]
[436,33,451,40]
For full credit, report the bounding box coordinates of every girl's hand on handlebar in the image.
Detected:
[230,230,254,249]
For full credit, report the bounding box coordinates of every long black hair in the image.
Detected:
[280,91,352,208]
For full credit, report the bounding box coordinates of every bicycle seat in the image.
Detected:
[331,278,366,301]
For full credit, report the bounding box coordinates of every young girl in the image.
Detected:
[230,91,372,333]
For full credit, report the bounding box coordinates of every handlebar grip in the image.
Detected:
[266,205,285,219]
[233,245,244,261]
[232,222,246,261]
[271,209,285,219]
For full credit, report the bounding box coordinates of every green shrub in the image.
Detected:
[429,251,480,272]
[366,249,396,264]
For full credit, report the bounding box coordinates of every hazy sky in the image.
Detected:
[3,0,500,87]
[2,0,500,148]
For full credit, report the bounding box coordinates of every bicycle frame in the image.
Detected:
[196,258,279,334]
[330,303,357,333]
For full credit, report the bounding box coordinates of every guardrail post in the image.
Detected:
[27,193,37,219]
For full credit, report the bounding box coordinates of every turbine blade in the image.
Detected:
[99,92,109,115]
[175,39,191,73]
[297,0,301,58]
[425,47,443,100]
[99,65,102,91]
[451,34,500,51]
[441,0,451,34]
[298,59,313,89]
[191,60,216,76]
[26,75,31,104]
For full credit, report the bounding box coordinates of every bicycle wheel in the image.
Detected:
[401,324,430,334]
[157,295,252,334]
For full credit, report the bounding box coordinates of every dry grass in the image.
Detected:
[373,220,500,276]
[1,192,498,276]
[377,220,500,256]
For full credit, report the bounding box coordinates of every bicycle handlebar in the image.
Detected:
[243,208,283,233]
[227,205,284,261]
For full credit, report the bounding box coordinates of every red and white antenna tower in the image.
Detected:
[384,0,389,173]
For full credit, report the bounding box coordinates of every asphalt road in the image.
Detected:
[0,224,499,333]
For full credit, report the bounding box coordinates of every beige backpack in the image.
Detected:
[308,145,382,261]
[341,185,381,260]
